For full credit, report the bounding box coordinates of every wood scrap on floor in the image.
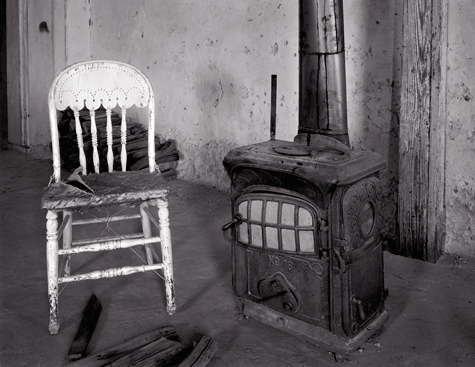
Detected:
[177,336,218,367]
[65,325,217,367]
[66,326,180,367]
[68,294,102,361]
[105,337,185,367]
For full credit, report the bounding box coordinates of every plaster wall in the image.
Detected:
[17,0,400,247]
[7,1,475,256]
[445,0,475,256]
[89,0,300,189]
[344,0,402,241]
[88,1,400,215]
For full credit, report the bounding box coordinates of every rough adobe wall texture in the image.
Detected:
[90,0,300,189]
[445,0,475,256]
[15,0,402,248]
[344,0,402,244]
[16,0,475,256]
[88,0,401,241]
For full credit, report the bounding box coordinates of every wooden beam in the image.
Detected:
[398,0,447,262]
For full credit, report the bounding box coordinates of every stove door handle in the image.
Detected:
[333,249,347,275]
[222,214,243,242]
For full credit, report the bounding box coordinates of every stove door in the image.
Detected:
[231,192,330,328]
[338,177,386,337]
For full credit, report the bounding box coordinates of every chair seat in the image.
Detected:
[42,171,174,210]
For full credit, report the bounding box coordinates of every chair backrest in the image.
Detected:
[48,60,156,182]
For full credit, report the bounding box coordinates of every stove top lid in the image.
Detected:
[223,138,386,187]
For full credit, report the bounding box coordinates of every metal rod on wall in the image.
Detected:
[270,74,277,141]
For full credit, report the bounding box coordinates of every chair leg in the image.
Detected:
[62,211,73,276]
[156,198,176,315]
[46,210,60,334]
[140,202,154,265]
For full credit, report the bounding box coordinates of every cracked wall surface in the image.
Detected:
[89,0,300,190]
[19,0,402,245]
[88,1,401,217]
[445,0,475,256]
[15,1,475,256]
[23,0,408,252]
[344,0,402,243]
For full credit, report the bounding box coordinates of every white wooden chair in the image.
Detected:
[41,60,176,334]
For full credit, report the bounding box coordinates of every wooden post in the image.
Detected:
[398,0,448,262]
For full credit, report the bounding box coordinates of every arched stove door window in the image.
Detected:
[235,193,322,254]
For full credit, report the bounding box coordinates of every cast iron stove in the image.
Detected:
[221,0,389,355]
[222,136,388,354]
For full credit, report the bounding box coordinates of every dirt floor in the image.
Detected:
[1,149,475,367]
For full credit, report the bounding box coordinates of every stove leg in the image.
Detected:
[236,298,245,320]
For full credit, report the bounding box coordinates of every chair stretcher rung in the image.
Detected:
[72,213,142,225]
[72,232,144,246]
[58,263,164,283]
[60,236,161,255]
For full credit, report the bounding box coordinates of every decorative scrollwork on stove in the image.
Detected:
[287,255,326,278]
[231,166,327,206]
[341,177,383,250]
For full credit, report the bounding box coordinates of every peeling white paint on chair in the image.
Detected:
[42,60,175,334]
[48,60,156,179]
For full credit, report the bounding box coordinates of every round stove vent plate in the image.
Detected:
[273,146,311,156]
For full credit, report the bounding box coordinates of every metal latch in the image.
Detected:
[222,214,243,242]
[318,218,328,232]
[352,297,367,321]
[333,249,346,275]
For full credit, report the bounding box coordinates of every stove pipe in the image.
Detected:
[298,0,349,147]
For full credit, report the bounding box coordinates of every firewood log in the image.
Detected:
[177,336,217,367]
[68,294,102,360]
[65,326,179,367]
[130,141,179,171]
[108,337,185,367]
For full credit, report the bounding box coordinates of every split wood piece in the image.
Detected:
[130,141,179,171]
[68,294,102,360]
[111,132,149,146]
[109,336,185,367]
[177,336,218,367]
[126,136,150,152]
[66,326,178,367]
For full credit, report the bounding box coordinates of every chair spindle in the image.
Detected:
[121,108,127,172]
[90,110,100,173]
[74,109,87,174]
[106,109,114,172]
